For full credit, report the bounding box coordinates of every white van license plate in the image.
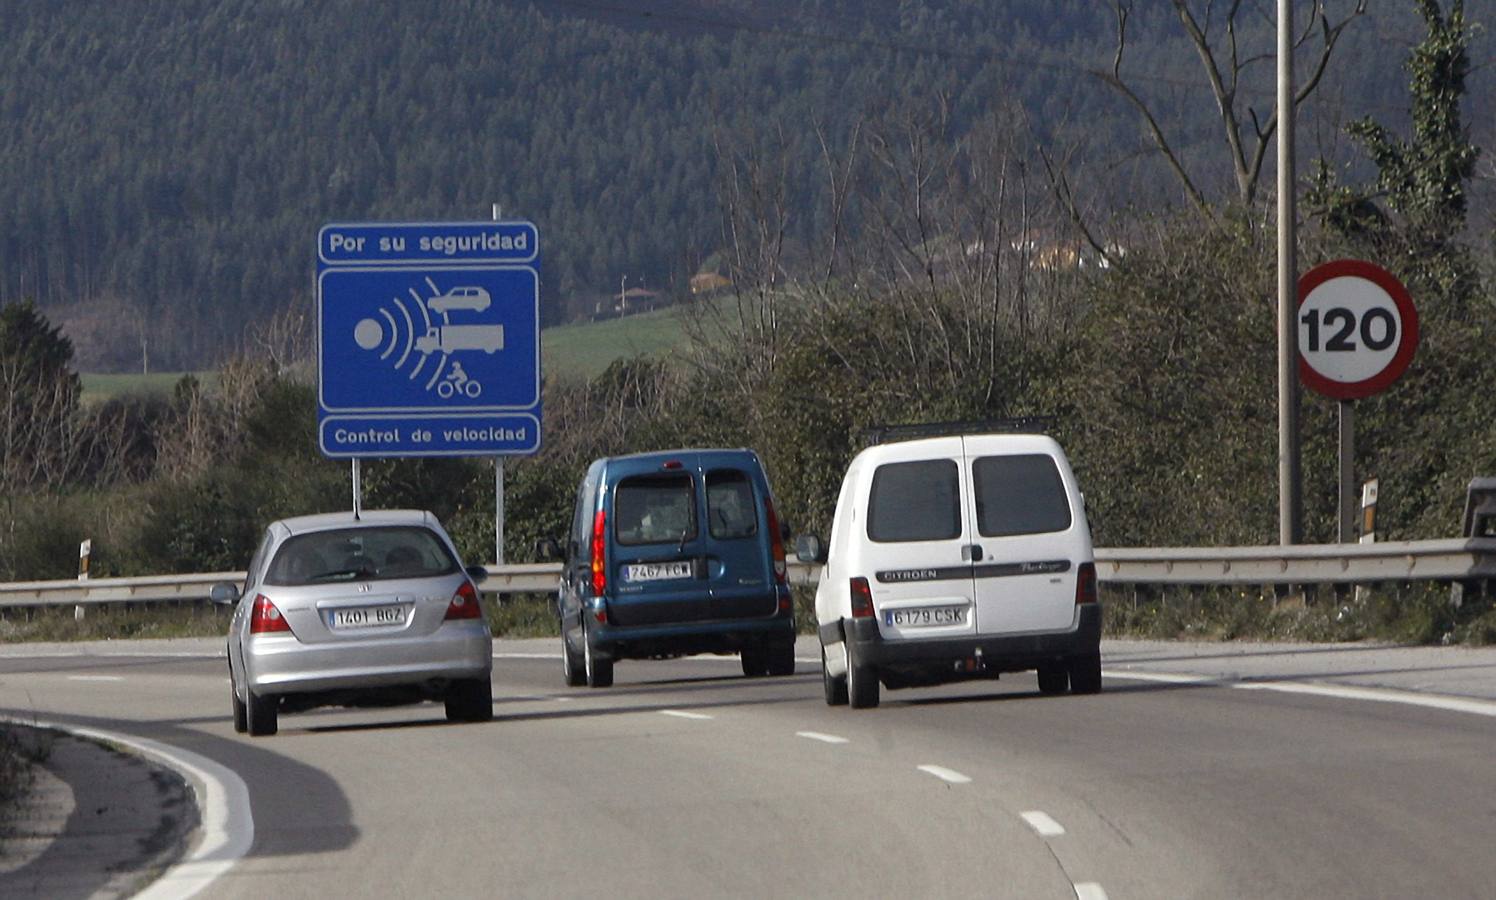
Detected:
[330,605,406,629]
[886,607,967,627]
[624,561,693,583]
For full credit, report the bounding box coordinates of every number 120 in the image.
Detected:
[1300,306,1397,353]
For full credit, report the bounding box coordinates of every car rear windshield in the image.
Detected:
[615,473,698,546]
[264,526,459,585]
[868,459,962,542]
[972,454,1073,537]
[706,469,759,540]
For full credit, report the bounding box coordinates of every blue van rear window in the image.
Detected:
[615,474,698,546]
[706,469,758,539]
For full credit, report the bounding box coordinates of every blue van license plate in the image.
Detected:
[624,561,693,583]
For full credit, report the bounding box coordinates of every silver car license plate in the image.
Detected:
[330,604,406,629]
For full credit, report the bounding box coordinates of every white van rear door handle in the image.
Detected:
[961,544,984,562]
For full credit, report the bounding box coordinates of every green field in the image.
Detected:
[79,371,217,403]
[540,306,693,381]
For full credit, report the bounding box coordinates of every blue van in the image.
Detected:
[543,449,795,687]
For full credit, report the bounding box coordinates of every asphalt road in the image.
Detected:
[3,637,1496,899]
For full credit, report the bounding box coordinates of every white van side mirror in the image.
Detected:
[794,535,827,564]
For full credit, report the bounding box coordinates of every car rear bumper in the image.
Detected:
[244,621,492,696]
[589,615,795,660]
[823,603,1102,673]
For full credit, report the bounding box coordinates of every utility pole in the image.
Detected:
[1277,0,1302,545]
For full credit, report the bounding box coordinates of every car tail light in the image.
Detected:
[765,498,787,584]
[249,594,291,634]
[850,577,875,619]
[590,509,607,595]
[1075,562,1098,605]
[445,580,482,620]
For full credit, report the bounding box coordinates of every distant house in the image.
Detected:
[592,287,669,321]
[689,272,731,295]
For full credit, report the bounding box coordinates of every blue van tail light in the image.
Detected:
[661,460,683,470]
[591,509,608,595]
[444,581,482,621]
[850,577,875,618]
[1075,562,1098,605]
[250,594,291,634]
[765,498,787,584]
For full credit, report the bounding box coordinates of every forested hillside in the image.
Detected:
[0,0,1468,370]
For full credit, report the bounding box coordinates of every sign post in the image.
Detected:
[317,221,542,558]
[1297,259,1417,543]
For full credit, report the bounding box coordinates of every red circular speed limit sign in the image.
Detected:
[1297,259,1418,400]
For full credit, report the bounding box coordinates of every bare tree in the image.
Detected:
[1096,0,1368,212]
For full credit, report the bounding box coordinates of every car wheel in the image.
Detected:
[740,643,768,677]
[847,642,880,709]
[821,644,848,706]
[1069,653,1103,695]
[1037,664,1070,695]
[246,689,278,737]
[445,677,494,723]
[562,632,586,687]
[584,628,614,688]
[766,639,795,677]
[230,672,248,734]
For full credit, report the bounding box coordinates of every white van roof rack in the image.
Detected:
[862,417,1056,445]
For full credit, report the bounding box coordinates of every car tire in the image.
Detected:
[584,629,614,688]
[766,639,795,677]
[1069,653,1103,695]
[246,689,278,737]
[230,675,248,734]
[446,677,494,723]
[847,642,880,709]
[740,643,768,677]
[562,632,587,687]
[1036,664,1070,695]
[822,643,848,706]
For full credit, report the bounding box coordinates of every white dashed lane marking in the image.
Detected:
[659,710,714,720]
[1020,810,1067,837]
[796,731,849,744]
[916,765,972,784]
[1074,883,1109,900]
[67,675,124,682]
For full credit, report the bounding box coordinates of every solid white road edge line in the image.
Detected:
[660,710,714,720]
[1074,882,1109,900]
[916,765,972,784]
[1110,671,1496,718]
[1020,810,1067,837]
[3,716,253,900]
[796,731,849,744]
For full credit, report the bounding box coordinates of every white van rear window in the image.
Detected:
[972,454,1073,537]
[868,459,961,542]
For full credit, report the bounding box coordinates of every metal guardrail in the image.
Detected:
[2,538,1493,610]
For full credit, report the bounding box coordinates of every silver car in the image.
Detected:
[212,510,493,737]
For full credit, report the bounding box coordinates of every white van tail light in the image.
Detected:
[591,509,608,595]
[765,498,787,584]
[445,580,482,621]
[850,577,875,619]
[1075,562,1098,605]
[250,594,291,634]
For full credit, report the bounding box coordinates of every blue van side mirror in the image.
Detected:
[795,535,827,564]
[535,538,562,562]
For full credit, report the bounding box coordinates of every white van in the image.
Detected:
[799,425,1100,708]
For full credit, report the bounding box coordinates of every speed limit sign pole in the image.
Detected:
[1297,260,1419,542]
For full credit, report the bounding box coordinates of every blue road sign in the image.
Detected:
[317,222,542,458]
